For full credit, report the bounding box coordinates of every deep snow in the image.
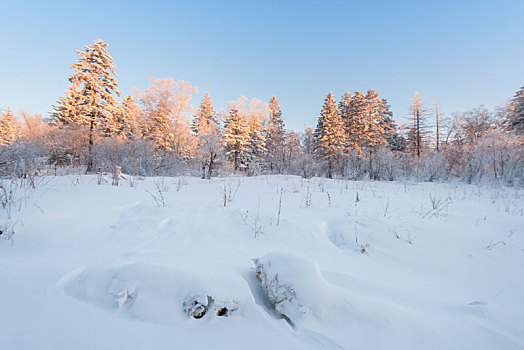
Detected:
[1,175,523,349]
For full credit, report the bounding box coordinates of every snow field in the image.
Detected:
[1,175,523,349]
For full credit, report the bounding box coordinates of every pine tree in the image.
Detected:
[265,95,286,173]
[338,91,354,150]
[345,91,368,152]
[314,92,345,178]
[68,39,121,172]
[223,108,249,172]
[106,95,142,140]
[506,85,524,134]
[52,85,85,126]
[242,115,267,175]
[192,93,221,179]
[284,129,301,170]
[0,108,21,146]
[192,92,218,134]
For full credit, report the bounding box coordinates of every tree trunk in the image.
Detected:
[86,116,95,173]
[207,152,216,180]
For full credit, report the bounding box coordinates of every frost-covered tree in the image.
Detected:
[408,92,428,157]
[284,129,301,170]
[505,85,524,135]
[106,96,142,140]
[223,108,249,172]
[314,92,345,178]
[343,91,367,152]
[192,93,221,179]
[362,89,389,149]
[0,108,21,146]
[242,115,267,175]
[52,85,85,126]
[265,95,286,173]
[138,78,198,156]
[459,107,493,144]
[67,39,121,172]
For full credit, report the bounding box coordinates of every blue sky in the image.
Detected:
[1,0,523,130]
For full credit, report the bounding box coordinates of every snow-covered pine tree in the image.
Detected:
[376,98,400,150]
[338,92,354,151]
[242,115,267,176]
[314,92,345,178]
[265,95,286,173]
[0,108,21,146]
[283,129,301,170]
[52,85,86,126]
[362,89,387,149]
[192,92,218,134]
[505,85,524,135]
[68,39,121,172]
[106,95,142,140]
[192,93,221,179]
[223,108,249,172]
[346,91,368,152]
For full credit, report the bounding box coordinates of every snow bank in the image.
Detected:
[253,252,357,327]
[60,262,241,325]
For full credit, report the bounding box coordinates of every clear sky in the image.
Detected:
[1,0,523,130]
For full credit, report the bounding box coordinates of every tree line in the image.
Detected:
[1,39,523,184]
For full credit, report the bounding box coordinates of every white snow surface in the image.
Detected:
[1,175,524,349]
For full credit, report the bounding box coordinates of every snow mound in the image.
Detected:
[253,252,358,327]
[60,262,240,325]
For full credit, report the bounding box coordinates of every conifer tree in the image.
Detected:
[314,92,345,178]
[223,108,249,172]
[0,108,21,146]
[192,92,218,134]
[265,95,286,173]
[67,39,121,171]
[284,129,301,170]
[506,85,524,135]
[192,93,221,178]
[345,91,368,152]
[52,85,85,126]
[106,96,142,140]
[243,115,267,175]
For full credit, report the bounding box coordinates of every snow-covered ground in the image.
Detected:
[1,175,523,349]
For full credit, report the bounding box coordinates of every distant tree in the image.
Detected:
[284,129,301,170]
[459,106,494,144]
[505,85,524,135]
[106,95,142,140]
[265,95,286,173]
[242,115,267,175]
[435,98,441,152]
[363,89,391,149]
[52,85,85,126]
[192,92,221,179]
[340,91,366,152]
[408,92,427,157]
[223,108,249,172]
[314,92,345,178]
[138,77,198,156]
[17,111,49,148]
[0,108,21,146]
